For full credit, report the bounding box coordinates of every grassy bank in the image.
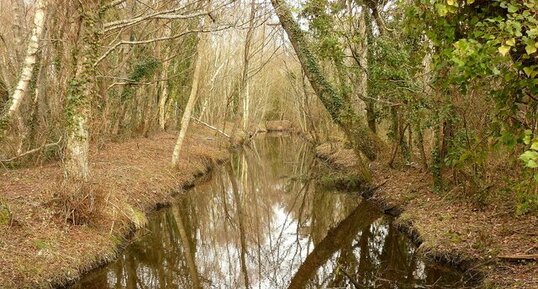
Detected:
[316,142,537,289]
[0,125,230,288]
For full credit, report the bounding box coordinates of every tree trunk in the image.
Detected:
[64,1,105,182]
[158,26,173,130]
[171,34,204,167]
[270,0,383,181]
[27,50,43,150]
[171,206,201,289]
[364,0,387,36]
[12,0,25,65]
[230,0,256,144]
[1,0,46,138]
[363,10,377,133]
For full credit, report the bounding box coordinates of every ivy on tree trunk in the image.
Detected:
[270,0,384,182]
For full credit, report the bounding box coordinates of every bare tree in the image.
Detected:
[0,0,46,138]
[171,30,205,167]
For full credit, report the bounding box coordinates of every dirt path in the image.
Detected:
[316,143,538,289]
[0,125,229,288]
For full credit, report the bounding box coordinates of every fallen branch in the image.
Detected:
[190,117,230,138]
[0,137,62,163]
[498,254,538,262]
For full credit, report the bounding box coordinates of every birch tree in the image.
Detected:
[0,0,46,139]
[171,32,205,167]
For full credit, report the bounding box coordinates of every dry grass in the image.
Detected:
[315,142,538,289]
[316,142,358,170]
[265,120,293,132]
[0,124,229,288]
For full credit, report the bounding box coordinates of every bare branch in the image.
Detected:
[191,117,230,138]
[94,25,232,67]
[103,10,209,32]
[102,0,127,11]
[102,1,234,33]
[0,137,62,163]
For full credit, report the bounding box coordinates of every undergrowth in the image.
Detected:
[50,182,107,226]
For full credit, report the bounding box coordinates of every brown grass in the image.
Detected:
[265,120,293,131]
[315,142,538,289]
[0,124,229,288]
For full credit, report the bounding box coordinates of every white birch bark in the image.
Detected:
[4,0,46,123]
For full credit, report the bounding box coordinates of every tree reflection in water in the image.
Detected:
[73,134,471,289]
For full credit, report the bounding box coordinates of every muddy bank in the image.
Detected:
[0,125,230,289]
[315,142,538,289]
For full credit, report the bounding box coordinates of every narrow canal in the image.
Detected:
[72,134,471,289]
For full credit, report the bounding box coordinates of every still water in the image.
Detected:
[72,135,471,289]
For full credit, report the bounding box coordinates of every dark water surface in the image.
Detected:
[72,135,472,289]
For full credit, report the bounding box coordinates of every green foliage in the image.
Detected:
[403,0,537,197]
[520,129,538,178]
[421,0,537,102]
[516,189,538,215]
[495,129,538,215]
[65,78,87,131]
[294,0,536,211]
[168,34,199,108]
[120,57,161,102]
[301,0,345,63]
[369,37,420,101]
[128,57,160,84]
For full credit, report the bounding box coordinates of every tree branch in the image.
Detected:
[102,1,233,33]
[94,25,232,67]
[191,117,230,138]
[0,137,62,163]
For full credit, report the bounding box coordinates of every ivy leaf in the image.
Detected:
[507,4,519,13]
[524,130,533,144]
[467,0,475,4]
[531,140,538,151]
[501,131,517,147]
[525,42,537,54]
[527,160,538,168]
[436,4,448,16]
[498,45,510,56]
[520,150,538,163]
[523,67,534,77]
[523,130,532,145]
[506,38,516,46]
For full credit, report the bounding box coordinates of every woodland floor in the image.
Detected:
[316,142,538,289]
[0,125,230,289]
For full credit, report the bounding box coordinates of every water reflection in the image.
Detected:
[73,135,469,289]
